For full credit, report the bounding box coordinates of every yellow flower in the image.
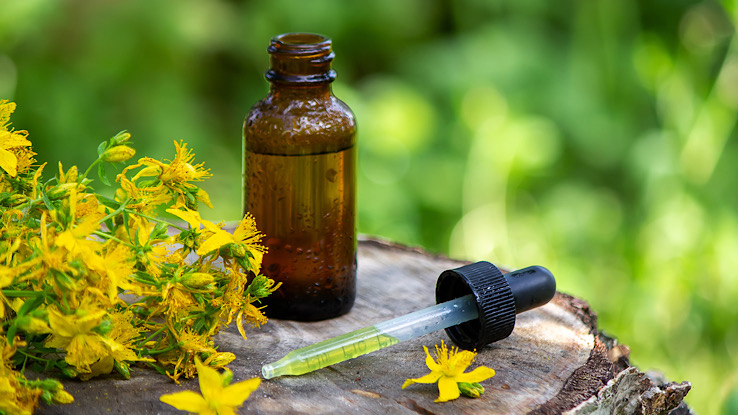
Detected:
[122,217,171,278]
[160,281,196,318]
[402,341,496,402]
[160,141,210,182]
[235,301,268,340]
[45,308,111,375]
[167,208,265,272]
[0,100,34,177]
[160,357,260,415]
[55,215,106,271]
[119,140,212,209]
[99,243,138,300]
[102,310,153,367]
[21,213,76,288]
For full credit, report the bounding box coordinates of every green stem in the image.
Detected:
[142,326,166,345]
[82,156,103,180]
[98,198,131,224]
[14,347,53,364]
[143,341,183,356]
[130,210,185,231]
[93,231,133,247]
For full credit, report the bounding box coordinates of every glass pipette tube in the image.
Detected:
[262,294,478,379]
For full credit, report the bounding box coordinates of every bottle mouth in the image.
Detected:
[268,33,333,57]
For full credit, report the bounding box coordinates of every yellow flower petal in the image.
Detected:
[455,366,496,384]
[160,390,211,413]
[196,188,213,209]
[423,345,441,372]
[195,358,224,403]
[212,407,235,415]
[402,371,443,388]
[0,146,17,176]
[435,376,461,402]
[46,310,78,339]
[197,232,232,256]
[166,208,202,229]
[221,377,260,406]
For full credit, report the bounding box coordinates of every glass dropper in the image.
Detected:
[262,262,556,379]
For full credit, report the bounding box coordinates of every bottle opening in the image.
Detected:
[269,33,332,56]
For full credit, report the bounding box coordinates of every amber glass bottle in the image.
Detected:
[243,33,357,321]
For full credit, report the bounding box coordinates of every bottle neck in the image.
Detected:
[269,83,332,98]
[265,33,336,87]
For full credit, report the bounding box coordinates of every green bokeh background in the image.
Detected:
[2,0,737,413]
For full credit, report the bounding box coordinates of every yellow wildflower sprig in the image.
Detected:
[0,99,276,409]
[402,340,496,402]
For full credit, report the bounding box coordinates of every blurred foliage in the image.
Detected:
[1,0,737,412]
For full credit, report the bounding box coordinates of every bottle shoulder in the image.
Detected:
[244,93,356,155]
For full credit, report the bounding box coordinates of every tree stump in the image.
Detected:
[37,238,691,414]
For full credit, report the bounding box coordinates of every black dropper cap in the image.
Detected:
[435,262,556,350]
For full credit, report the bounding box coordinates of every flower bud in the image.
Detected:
[111,131,132,145]
[102,145,136,163]
[458,382,484,398]
[46,183,77,200]
[208,351,236,368]
[59,366,78,378]
[181,272,215,289]
[114,360,131,380]
[52,390,75,405]
[2,193,27,207]
[231,244,247,259]
[221,368,234,387]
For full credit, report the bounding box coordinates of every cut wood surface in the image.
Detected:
[37,238,690,414]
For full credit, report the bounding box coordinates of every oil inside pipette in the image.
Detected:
[263,326,399,378]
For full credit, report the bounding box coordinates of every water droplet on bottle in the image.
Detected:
[326,168,337,183]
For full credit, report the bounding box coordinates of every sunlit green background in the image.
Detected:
[2,0,737,412]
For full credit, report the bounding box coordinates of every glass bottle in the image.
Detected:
[243,33,357,321]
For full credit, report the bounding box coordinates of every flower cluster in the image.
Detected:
[0,100,277,411]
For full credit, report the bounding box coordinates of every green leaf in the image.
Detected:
[97,141,108,157]
[40,390,54,405]
[17,293,45,316]
[40,189,54,212]
[96,195,121,210]
[97,163,111,186]
[147,362,168,376]
[6,322,18,344]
